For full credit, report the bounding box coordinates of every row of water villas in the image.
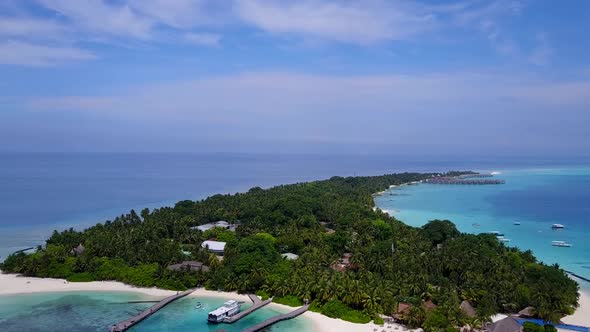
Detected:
[424,173,505,185]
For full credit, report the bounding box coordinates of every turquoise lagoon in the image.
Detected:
[0,291,311,332]
[375,167,590,290]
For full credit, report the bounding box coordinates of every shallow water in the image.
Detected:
[0,292,311,332]
[375,167,590,290]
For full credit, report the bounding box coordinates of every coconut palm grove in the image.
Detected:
[1,172,578,329]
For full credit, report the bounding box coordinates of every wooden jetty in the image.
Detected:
[424,177,505,185]
[109,288,196,332]
[223,294,272,323]
[241,304,310,332]
[565,270,590,283]
[458,173,493,179]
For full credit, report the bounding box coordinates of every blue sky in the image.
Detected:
[1,0,589,155]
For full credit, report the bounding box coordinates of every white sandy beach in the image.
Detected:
[0,271,415,332]
[562,290,590,325]
[2,271,588,330]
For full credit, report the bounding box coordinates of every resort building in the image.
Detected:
[71,243,85,256]
[281,253,299,260]
[201,240,226,254]
[167,261,210,273]
[331,253,353,272]
[517,306,535,318]
[324,228,336,234]
[485,317,522,332]
[192,220,236,232]
[460,300,476,318]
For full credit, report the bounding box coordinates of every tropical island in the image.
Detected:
[0,172,580,331]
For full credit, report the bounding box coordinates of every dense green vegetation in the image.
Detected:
[0,172,579,329]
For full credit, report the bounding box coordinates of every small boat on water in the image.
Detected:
[497,236,511,243]
[552,241,572,247]
[208,300,241,323]
[472,223,481,227]
[513,222,521,225]
[195,301,204,309]
[487,231,505,236]
[551,224,565,229]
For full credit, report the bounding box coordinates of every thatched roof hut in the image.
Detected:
[423,300,437,311]
[485,317,522,332]
[518,306,535,317]
[167,261,209,272]
[460,300,476,318]
[394,302,412,320]
[71,243,85,256]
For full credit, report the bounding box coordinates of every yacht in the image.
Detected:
[551,224,565,229]
[552,241,572,247]
[208,300,241,323]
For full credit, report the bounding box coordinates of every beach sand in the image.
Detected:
[2,271,588,330]
[562,290,590,325]
[0,271,412,332]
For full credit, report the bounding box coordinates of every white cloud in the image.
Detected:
[184,32,221,46]
[234,0,435,45]
[0,17,67,39]
[27,71,590,115]
[38,0,154,39]
[0,40,96,66]
[128,0,220,29]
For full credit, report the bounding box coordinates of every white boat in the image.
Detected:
[207,300,241,323]
[195,301,204,309]
[552,241,572,247]
[497,236,511,243]
[551,224,565,229]
[488,231,505,236]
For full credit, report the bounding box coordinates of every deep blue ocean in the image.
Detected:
[4,152,574,261]
[1,152,589,331]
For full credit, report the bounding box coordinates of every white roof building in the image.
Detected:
[201,240,226,254]
[193,220,235,232]
[281,253,299,260]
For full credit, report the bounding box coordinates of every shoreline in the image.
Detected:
[373,183,590,326]
[0,271,410,332]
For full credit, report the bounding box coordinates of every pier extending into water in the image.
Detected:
[223,294,272,323]
[240,303,310,332]
[458,173,494,179]
[109,288,196,332]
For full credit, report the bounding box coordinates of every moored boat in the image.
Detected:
[552,241,572,247]
[551,224,565,229]
[487,231,505,236]
[207,300,241,323]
